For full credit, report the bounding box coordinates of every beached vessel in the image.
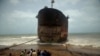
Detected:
[36,0,69,42]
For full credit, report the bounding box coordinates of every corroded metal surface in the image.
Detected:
[37,7,69,42]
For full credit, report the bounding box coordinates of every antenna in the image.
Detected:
[51,0,55,8]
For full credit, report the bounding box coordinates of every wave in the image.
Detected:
[67,39,100,48]
[0,35,100,48]
[21,36,38,39]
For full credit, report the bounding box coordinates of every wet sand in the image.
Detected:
[0,44,100,56]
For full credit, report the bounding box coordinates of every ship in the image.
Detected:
[36,0,69,43]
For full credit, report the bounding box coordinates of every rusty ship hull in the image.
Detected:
[37,7,69,42]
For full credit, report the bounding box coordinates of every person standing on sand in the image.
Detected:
[40,50,51,56]
[37,49,41,56]
[9,53,12,56]
[24,49,27,53]
[40,50,45,56]
[26,51,31,56]
[43,50,51,56]
[20,51,25,56]
[32,50,37,56]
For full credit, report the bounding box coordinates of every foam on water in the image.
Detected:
[67,34,100,48]
[0,34,100,48]
[0,36,38,46]
[21,36,37,39]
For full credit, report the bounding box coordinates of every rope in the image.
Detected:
[0,38,38,51]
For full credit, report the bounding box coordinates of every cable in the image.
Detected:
[0,38,38,51]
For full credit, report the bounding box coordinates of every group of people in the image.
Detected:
[20,49,51,56]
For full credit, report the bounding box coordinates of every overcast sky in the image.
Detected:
[0,0,100,35]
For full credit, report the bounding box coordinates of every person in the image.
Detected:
[32,50,37,56]
[9,53,12,56]
[20,51,25,56]
[40,50,45,56]
[40,50,44,56]
[37,49,41,56]
[44,50,51,56]
[26,51,31,56]
[24,49,27,53]
[40,50,51,56]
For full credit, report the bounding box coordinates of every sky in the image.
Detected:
[0,0,100,35]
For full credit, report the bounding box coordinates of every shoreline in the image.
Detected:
[0,44,100,56]
[0,43,100,49]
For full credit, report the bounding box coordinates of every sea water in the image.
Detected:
[0,34,39,46]
[67,33,100,48]
[0,33,100,48]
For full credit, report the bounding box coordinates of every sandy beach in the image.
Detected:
[0,44,100,56]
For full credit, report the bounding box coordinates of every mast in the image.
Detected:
[51,0,55,8]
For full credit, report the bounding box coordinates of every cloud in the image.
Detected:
[9,0,42,5]
[1,10,37,24]
[66,0,81,5]
[0,10,38,34]
[80,0,100,24]
[55,0,80,7]
[9,10,36,19]
[9,0,20,5]
[64,9,81,17]
[61,0,100,33]
[63,9,84,24]
[1,10,37,25]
